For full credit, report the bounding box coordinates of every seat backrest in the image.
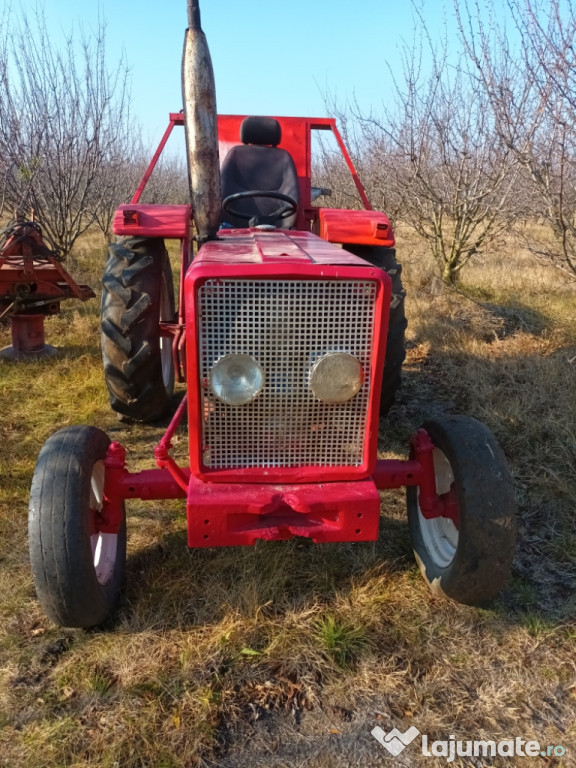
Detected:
[220,116,299,228]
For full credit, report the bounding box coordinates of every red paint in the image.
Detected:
[0,224,94,304]
[94,112,442,552]
[329,120,373,210]
[195,228,384,265]
[217,114,378,231]
[99,422,454,547]
[113,204,192,238]
[154,395,190,493]
[318,209,395,248]
[0,219,94,357]
[131,115,180,204]
[7,314,48,353]
[99,442,128,534]
[186,475,381,547]
[371,458,424,489]
[126,113,385,237]
[184,231,391,483]
[373,430,460,525]
[408,430,460,526]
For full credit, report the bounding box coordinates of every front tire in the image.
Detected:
[29,426,126,628]
[102,236,175,422]
[407,416,517,605]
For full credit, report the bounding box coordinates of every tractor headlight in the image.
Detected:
[210,354,264,405]
[309,352,364,404]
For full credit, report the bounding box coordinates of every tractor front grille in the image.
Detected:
[197,278,378,470]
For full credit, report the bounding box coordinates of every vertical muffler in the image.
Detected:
[182,0,221,242]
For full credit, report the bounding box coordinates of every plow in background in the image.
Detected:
[0,213,94,359]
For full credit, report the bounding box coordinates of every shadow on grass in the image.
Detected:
[392,311,576,628]
[413,291,553,349]
[479,300,550,338]
[114,361,576,636]
[87,291,576,636]
[119,512,415,632]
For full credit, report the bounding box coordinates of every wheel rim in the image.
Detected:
[418,448,459,568]
[89,460,118,586]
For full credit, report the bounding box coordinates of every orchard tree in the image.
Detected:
[458,0,576,278]
[355,28,519,284]
[311,111,370,212]
[0,8,134,255]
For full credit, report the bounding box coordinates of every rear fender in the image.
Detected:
[317,208,394,248]
[112,204,192,239]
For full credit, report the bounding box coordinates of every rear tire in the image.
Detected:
[345,245,406,415]
[29,426,126,628]
[102,236,175,422]
[407,416,517,605]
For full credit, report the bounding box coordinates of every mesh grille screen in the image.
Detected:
[198,278,377,469]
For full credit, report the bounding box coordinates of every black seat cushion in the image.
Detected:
[240,116,282,147]
[220,118,299,228]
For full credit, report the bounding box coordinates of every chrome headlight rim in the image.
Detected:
[309,351,364,404]
[210,353,265,406]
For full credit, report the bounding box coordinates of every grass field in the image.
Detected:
[0,227,574,767]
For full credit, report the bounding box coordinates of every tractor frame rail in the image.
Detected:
[99,406,451,548]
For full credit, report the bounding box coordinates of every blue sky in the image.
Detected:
[13,0,461,146]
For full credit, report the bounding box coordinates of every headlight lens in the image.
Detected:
[309,352,364,403]
[210,354,264,405]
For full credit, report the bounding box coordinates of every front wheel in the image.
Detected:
[28,426,126,628]
[407,416,517,605]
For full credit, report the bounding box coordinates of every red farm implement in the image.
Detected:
[28,0,516,628]
[0,215,94,358]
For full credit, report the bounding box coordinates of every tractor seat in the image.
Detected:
[220,116,299,228]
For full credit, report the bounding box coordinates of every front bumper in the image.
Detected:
[185,475,381,547]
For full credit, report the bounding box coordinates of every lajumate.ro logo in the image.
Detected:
[371,725,567,762]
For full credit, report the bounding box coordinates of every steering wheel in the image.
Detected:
[222,190,298,223]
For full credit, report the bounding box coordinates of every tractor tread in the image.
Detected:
[29,426,126,628]
[101,237,175,422]
[407,415,517,605]
[345,245,407,414]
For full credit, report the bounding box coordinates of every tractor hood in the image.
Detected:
[191,229,380,267]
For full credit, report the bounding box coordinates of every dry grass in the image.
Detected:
[0,227,575,767]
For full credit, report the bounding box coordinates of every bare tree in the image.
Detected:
[311,111,368,212]
[90,135,190,240]
[458,0,576,278]
[138,153,190,207]
[0,8,133,255]
[355,26,519,284]
[311,104,405,226]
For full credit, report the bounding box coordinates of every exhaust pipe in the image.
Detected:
[182,0,221,242]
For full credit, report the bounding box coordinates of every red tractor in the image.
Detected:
[28,1,516,628]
